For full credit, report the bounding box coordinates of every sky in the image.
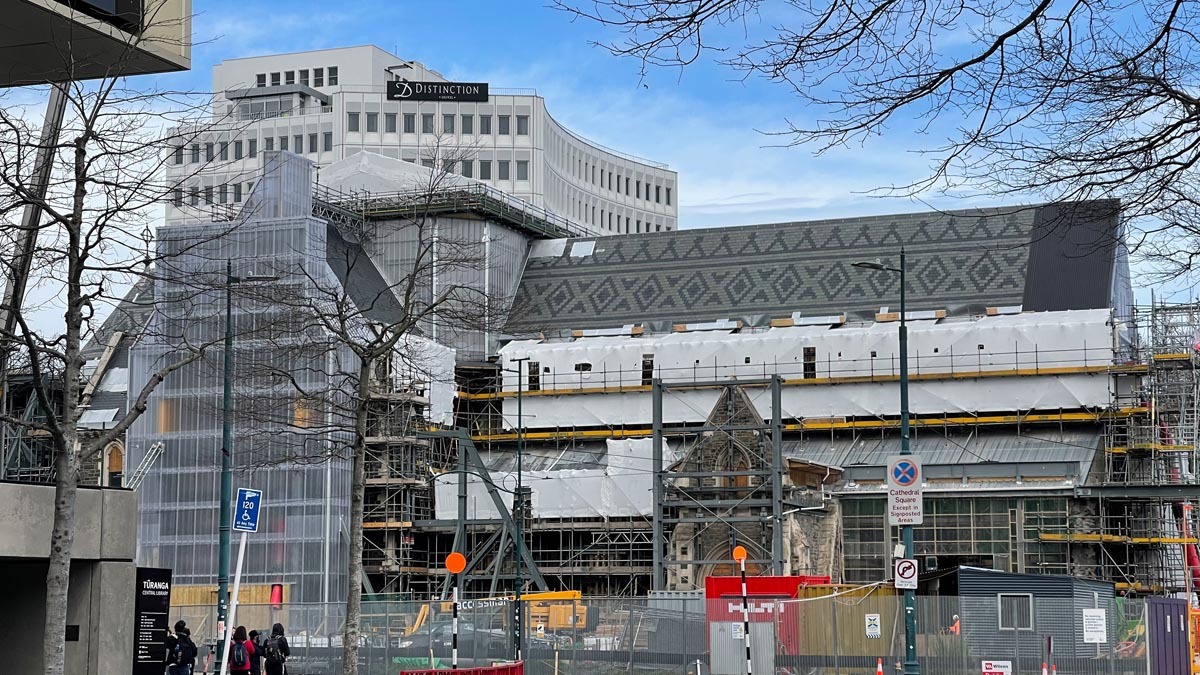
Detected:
[145,0,1003,230]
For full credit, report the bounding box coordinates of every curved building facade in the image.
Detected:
[167,45,677,233]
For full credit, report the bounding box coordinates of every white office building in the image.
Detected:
[167,45,678,233]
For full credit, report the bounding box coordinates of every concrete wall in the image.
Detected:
[0,482,139,675]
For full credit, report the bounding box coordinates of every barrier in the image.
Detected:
[401,661,523,675]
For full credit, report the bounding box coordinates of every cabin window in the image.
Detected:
[998,593,1034,630]
[803,347,817,379]
[574,363,592,372]
[641,354,654,386]
[527,361,540,392]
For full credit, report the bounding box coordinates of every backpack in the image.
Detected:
[265,636,285,665]
[178,635,198,664]
[166,636,181,665]
[229,641,250,670]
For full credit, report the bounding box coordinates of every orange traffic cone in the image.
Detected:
[1051,666,1057,675]
[1041,663,1048,675]
[875,658,883,675]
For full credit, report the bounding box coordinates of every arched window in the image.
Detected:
[105,443,124,487]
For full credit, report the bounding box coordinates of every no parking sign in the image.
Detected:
[886,455,924,525]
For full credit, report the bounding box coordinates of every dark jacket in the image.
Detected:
[264,624,290,675]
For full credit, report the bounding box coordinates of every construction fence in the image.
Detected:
[171,594,1152,675]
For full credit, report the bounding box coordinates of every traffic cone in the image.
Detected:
[875,657,883,675]
[1051,666,1057,675]
[1041,663,1048,675]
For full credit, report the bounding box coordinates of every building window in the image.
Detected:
[366,112,378,133]
[641,354,654,386]
[219,141,228,161]
[189,186,199,206]
[636,220,641,233]
[403,113,415,133]
[443,114,454,134]
[516,115,529,135]
[516,160,529,181]
[385,113,397,133]
[803,347,817,379]
[498,115,510,135]
[347,112,360,132]
[203,186,213,204]
[270,72,280,87]
[636,180,641,199]
[608,171,613,190]
[998,594,1034,631]
[498,160,510,180]
[479,160,491,180]
[625,176,630,195]
[265,137,274,151]
[256,73,266,88]
[313,68,324,87]
[279,136,288,151]
[172,188,183,207]
[421,159,434,169]
[299,69,309,86]
[461,160,473,178]
[285,71,295,85]
[574,362,592,372]
[655,185,661,203]
[323,132,333,152]
[205,143,214,162]
[233,182,242,202]
[480,115,492,135]
[248,138,257,157]
[234,140,243,160]
[666,187,672,206]
[421,113,434,134]
[218,183,228,204]
[625,216,630,233]
[461,114,473,135]
[308,133,317,153]
[527,361,541,391]
[172,146,183,164]
[328,66,338,85]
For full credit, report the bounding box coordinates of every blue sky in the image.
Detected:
[153,0,1001,230]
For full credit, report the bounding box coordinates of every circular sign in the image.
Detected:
[896,559,917,581]
[732,545,747,561]
[445,552,467,574]
[891,459,919,487]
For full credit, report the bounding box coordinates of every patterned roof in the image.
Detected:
[506,201,1121,333]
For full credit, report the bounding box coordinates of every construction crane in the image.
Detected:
[126,442,164,490]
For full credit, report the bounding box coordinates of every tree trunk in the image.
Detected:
[342,363,371,675]
[42,432,79,675]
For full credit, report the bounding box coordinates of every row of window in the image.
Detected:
[173,132,335,165]
[414,157,529,181]
[172,181,255,207]
[256,67,339,88]
[347,111,529,136]
[553,133,673,208]
[580,203,665,233]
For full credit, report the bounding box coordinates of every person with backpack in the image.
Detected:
[164,620,198,675]
[228,626,256,674]
[263,623,291,675]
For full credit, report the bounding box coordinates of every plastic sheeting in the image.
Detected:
[391,335,456,426]
[497,309,1116,429]
[433,438,674,519]
[320,151,473,194]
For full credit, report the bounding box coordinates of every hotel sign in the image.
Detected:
[387,80,489,102]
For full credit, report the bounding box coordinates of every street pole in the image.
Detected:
[898,249,919,675]
[217,260,234,658]
[511,356,529,662]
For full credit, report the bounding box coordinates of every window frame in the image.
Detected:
[347,112,360,132]
[327,66,339,85]
[313,68,324,87]
[421,113,435,134]
[366,112,379,133]
[480,115,492,135]
[997,593,1034,631]
[443,113,455,134]
[498,160,511,181]
[516,115,529,135]
[385,112,397,133]
[323,132,333,152]
[498,115,511,135]
[403,113,415,134]
[516,160,529,181]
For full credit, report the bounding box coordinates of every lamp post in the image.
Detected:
[216,261,278,659]
[503,356,530,661]
[853,249,919,675]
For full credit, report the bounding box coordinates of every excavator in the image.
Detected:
[404,590,596,636]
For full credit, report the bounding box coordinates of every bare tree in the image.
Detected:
[557,0,1200,256]
[0,15,251,675]
[194,139,496,674]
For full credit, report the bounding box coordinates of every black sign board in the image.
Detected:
[387,80,489,102]
[132,567,172,675]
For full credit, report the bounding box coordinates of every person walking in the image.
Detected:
[247,630,263,675]
[165,620,198,675]
[262,623,291,675]
[228,626,256,674]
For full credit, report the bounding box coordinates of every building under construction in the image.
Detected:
[85,150,1200,605]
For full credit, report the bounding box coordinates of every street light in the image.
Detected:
[501,357,529,662]
[216,261,278,659]
[852,249,919,675]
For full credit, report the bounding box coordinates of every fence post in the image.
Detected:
[831,596,841,675]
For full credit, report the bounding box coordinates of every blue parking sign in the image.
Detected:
[233,488,263,533]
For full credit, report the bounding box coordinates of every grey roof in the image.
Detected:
[83,278,155,359]
[505,201,1122,333]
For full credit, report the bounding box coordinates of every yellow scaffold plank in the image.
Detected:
[1039,532,1130,543]
[1130,537,1199,544]
[1153,353,1195,362]
[1108,444,1195,454]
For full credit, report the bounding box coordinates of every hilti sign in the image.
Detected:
[725,600,787,616]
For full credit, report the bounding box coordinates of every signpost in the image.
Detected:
[219,488,262,675]
[132,567,172,675]
[865,613,882,639]
[446,552,467,670]
[894,559,919,590]
[886,455,924,525]
[1082,608,1108,643]
[732,545,752,675]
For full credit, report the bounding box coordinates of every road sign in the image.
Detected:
[981,661,1012,675]
[865,613,881,639]
[886,455,924,525]
[894,558,919,590]
[1082,608,1107,643]
[232,488,262,533]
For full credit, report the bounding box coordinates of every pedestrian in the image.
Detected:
[248,630,263,675]
[263,623,291,675]
[948,614,961,635]
[165,620,198,675]
[228,625,256,674]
